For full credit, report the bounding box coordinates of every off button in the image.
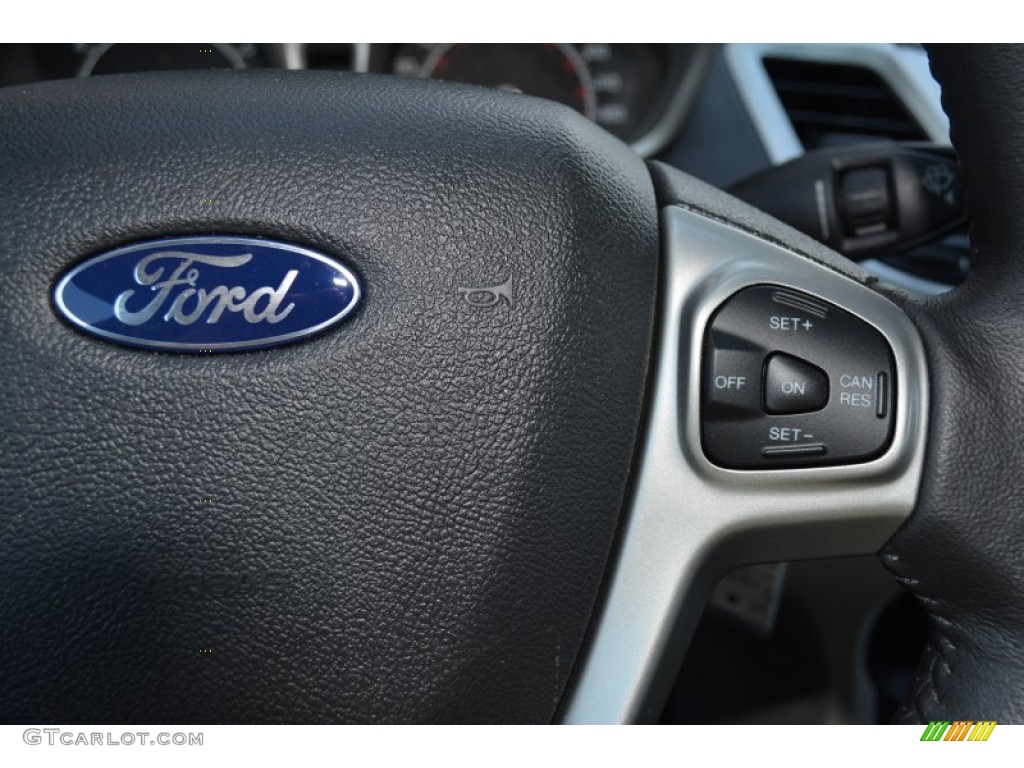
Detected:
[764,353,829,415]
[706,341,762,418]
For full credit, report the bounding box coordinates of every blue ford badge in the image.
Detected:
[53,236,362,352]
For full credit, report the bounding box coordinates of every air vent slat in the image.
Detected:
[768,78,897,102]
[784,110,920,134]
[764,57,928,149]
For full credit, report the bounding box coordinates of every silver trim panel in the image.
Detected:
[560,206,928,723]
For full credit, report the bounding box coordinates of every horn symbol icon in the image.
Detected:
[458,277,514,308]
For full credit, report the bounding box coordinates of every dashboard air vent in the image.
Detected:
[763,57,928,150]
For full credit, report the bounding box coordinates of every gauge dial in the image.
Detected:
[414,43,595,119]
[386,44,678,146]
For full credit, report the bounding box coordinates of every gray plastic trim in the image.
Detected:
[281,43,306,70]
[560,205,928,724]
[630,44,715,158]
[860,258,954,296]
[353,43,371,73]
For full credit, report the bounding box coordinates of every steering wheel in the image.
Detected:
[0,44,1018,724]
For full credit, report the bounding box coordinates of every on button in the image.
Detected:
[764,353,829,415]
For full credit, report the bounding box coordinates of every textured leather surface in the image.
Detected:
[0,72,658,723]
[877,45,1024,723]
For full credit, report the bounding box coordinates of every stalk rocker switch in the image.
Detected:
[728,142,965,261]
[701,285,896,469]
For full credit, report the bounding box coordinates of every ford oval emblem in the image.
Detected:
[53,236,362,352]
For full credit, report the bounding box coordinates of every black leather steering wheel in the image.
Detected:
[0,44,1019,724]
[874,44,1024,723]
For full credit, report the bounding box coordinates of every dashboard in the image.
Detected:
[0,43,959,292]
[0,43,712,158]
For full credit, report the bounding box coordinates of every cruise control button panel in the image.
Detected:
[701,285,895,469]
